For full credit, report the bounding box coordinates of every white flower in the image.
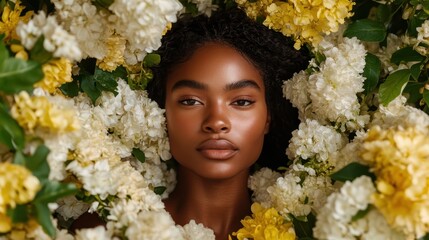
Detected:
[313,176,378,239]
[283,70,310,119]
[109,0,182,64]
[267,173,334,217]
[287,119,347,164]
[51,0,111,60]
[56,196,90,220]
[16,11,82,61]
[67,160,119,199]
[180,0,218,16]
[292,37,369,132]
[371,96,429,131]
[75,226,113,240]
[248,168,282,204]
[125,210,183,240]
[179,220,215,240]
[417,20,429,42]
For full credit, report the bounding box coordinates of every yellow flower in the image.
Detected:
[96,36,126,72]
[0,213,12,233]
[34,58,73,93]
[361,126,429,238]
[11,91,80,133]
[262,0,354,49]
[0,163,40,228]
[10,44,28,60]
[235,0,278,20]
[0,1,33,41]
[232,203,296,240]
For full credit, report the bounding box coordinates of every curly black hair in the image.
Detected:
[147,8,310,170]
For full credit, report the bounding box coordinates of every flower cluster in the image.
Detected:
[3,0,429,239]
[11,91,80,134]
[313,176,403,239]
[284,36,370,132]
[235,0,355,49]
[232,203,296,240]
[362,126,429,238]
[0,163,40,233]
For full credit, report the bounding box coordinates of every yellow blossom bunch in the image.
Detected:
[0,0,33,41]
[11,91,80,133]
[361,126,429,238]
[96,36,126,72]
[34,58,73,93]
[232,203,296,240]
[235,0,278,20]
[263,0,354,49]
[0,163,40,233]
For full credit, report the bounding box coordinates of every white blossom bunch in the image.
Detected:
[313,176,403,239]
[286,119,347,175]
[109,0,182,64]
[284,37,370,132]
[16,11,82,61]
[264,172,334,218]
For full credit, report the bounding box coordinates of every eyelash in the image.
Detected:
[231,99,255,106]
[178,98,255,107]
[179,98,202,106]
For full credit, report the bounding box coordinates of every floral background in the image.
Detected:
[0,0,429,239]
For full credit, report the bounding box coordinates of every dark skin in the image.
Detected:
[70,43,270,240]
[163,43,270,240]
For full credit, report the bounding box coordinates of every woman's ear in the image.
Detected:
[264,114,271,134]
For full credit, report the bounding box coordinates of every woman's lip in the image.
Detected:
[198,149,238,160]
[197,139,238,160]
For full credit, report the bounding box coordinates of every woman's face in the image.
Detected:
[165,43,269,180]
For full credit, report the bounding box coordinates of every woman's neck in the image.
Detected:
[164,166,252,240]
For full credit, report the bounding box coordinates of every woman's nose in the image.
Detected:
[202,103,230,133]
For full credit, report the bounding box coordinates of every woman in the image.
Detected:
[147,9,310,239]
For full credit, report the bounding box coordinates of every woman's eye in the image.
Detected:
[179,99,201,105]
[232,99,254,106]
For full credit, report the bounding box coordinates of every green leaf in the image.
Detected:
[376,4,391,23]
[404,82,424,105]
[0,58,43,94]
[352,205,372,221]
[292,212,316,239]
[34,202,55,237]
[154,186,167,195]
[92,0,114,8]
[25,145,50,183]
[423,89,429,107]
[379,69,411,106]
[34,181,78,204]
[0,37,9,66]
[391,46,425,65]
[0,103,25,150]
[330,162,376,182]
[363,53,381,94]
[7,204,29,223]
[93,68,118,94]
[409,15,426,37]
[111,66,127,79]
[60,78,80,97]
[132,148,146,163]
[80,75,101,104]
[143,53,161,68]
[410,62,423,81]
[343,19,386,42]
[13,150,26,165]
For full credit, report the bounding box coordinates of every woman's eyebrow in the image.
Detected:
[224,79,261,91]
[171,79,208,91]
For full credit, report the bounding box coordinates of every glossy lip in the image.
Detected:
[196,139,239,160]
